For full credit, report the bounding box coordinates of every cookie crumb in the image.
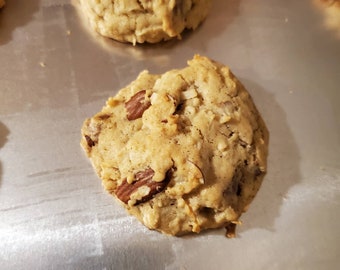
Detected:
[39,62,46,68]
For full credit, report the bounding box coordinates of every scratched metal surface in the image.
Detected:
[0,0,340,269]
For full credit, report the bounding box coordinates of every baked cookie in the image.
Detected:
[78,0,212,44]
[316,0,340,38]
[81,55,269,236]
[0,0,5,9]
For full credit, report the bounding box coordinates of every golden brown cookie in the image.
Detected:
[78,0,212,44]
[81,55,269,236]
[316,0,340,38]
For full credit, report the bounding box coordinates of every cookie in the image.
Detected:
[0,0,5,9]
[78,0,212,44]
[81,55,269,236]
[316,0,340,37]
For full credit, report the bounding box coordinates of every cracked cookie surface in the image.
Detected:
[81,55,269,236]
[78,0,212,44]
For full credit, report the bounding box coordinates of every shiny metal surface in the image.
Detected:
[1,0,339,269]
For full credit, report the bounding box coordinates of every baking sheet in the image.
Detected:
[1,0,340,269]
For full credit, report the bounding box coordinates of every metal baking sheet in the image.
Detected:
[1,0,339,269]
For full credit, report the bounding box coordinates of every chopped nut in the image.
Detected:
[84,135,95,147]
[220,114,231,124]
[83,118,102,148]
[125,90,151,120]
[217,141,227,151]
[181,87,197,100]
[115,168,172,205]
[223,101,235,114]
[96,114,111,120]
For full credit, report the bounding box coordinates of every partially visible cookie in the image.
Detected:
[78,0,212,44]
[0,0,5,9]
[316,0,340,38]
[81,55,269,236]
[319,0,340,5]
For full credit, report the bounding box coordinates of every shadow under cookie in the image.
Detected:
[235,79,301,235]
[0,121,10,188]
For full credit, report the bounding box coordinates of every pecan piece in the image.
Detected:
[125,90,151,121]
[115,168,172,205]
